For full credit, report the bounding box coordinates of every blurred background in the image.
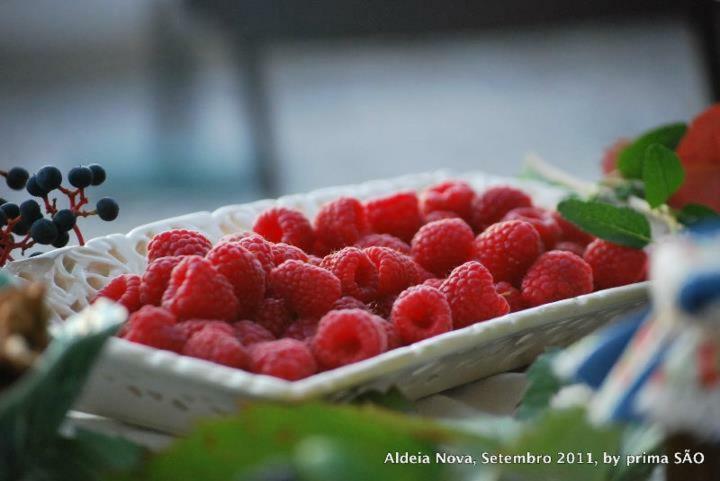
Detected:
[0,0,717,239]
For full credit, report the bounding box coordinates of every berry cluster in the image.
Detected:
[96,180,647,380]
[0,165,119,266]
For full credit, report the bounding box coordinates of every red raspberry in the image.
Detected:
[269,260,341,317]
[284,317,319,341]
[391,286,452,344]
[374,318,402,350]
[423,278,444,289]
[140,256,184,306]
[471,186,532,231]
[182,326,249,369]
[224,233,275,275]
[552,211,594,245]
[311,309,387,369]
[176,319,234,340]
[253,207,315,251]
[206,243,265,318]
[421,180,476,222]
[332,296,370,311]
[583,239,647,290]
[250,339,317,380]
[473,220,543,284]
[440,261,510,328]
[363,246,418,296]
[122,305,185,353]
[272,242,310,265]
[521,251,593,307]
[162,256,239,321]
[411,218,474,277]
[95,274,142,313]
[233,320,275,346]
[369,294,397,319]
[503,207,561,249]
[364,191,422,242]
[423,210,460,223]
[217,232,250,244]
[354,233,411,254]
[554,241,586,257]
[147,229,212,261]
[495,281,525,312]
[413,264,436,282]
[321,247,379,302]
[314,197,368,251]
[253,297,294,337]
[307,255,324,267]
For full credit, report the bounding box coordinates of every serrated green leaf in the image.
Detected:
[677,203,720,226]
[516,350,565,420]
[557,199,652,248]
[618,122,687,178]
[642,144,685,208]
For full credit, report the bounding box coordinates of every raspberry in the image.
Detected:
[495,281,525,312]
[269,260,341,317]
[182,326,249,369]
[423,210,460,223]
[250,339,317,380]
[147,229,212,261]
[284,317,320,341]
[583,239,647,290]
[254,297,294,337]
[122,305,185,353]
[364,191,422,242]
[413,264,436,283]
[314,197,368,251]
[363,246,418,296]
[95,274,141,313]
[224,233,275,275]
[391,286,452,343]
[473,220,543,284]
[311,309,387,369]
[440,261,510,328]
[552,212,594,245]
[369,295,397,319]
[332,296,370,311]
[411,218,474,277]
[471,186,532,231]
[217,232,250,244]
[354,233,410,254]
[423,278,444,289]
[421,180,476,222]
[140,256,184,306]
[272,242,310,265]
[553,241,586,257]
[521,251,593,307]
[253,207,314,251]
[307,255,324,267]
[176,319,234,340]
[503,207,561,249]
[233,320,275,346]
[162,256,239,321]
[374,318,402,350]
[206,243,265,318]
[321,247,379,302]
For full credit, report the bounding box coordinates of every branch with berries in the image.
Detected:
[0,165,119,267]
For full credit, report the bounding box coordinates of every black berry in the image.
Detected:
[0,203,20,220]
[6,167,29,190]
[12,219,29,236]
[96,197,119,221]
[88,164,106,186]
[0,210,6,227]
[26,176,48,197]
[68,166,93,189]
[20,200,43,224]
[52,209,76,233]
[30,219,58,245]
[36,166,63,191]
[52,230,70,248]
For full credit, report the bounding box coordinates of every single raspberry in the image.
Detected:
[224,233,275,275]
[521,251,593,307]
[269,260,341,317]
[250,339,317,381]
[182,326,249,369]
[284,317,319,341]
[253,207,315,251]
[374,318,402,350]
[147,229,212,261]
[363,246,418,296]
[471,186,533,232]
[391,286,452,344]
[176,319,234,340]
[364,191,422,242]
[440,261,510,328]
[272,242,310,265]
[583,239,647,290]
[206,243,265,318]
[369,294,397,319]
[254,297,294,337]
[354,233,411,254]
[122,305,185,353]
[423,210,460,223]
[495,281,525,312]
[423,278,444,289]
[411,218,474,277]
[314,197,368,251]
[233,320,275,346]
[332,296,370,311]
[502,207,561,249]
[162,256,239,321]
[321,247,379,302]
[140,256,184,306]
[421,180,476,222]
[553,241,586,257]
[95,274,142,313]
[473,220,543,284]
[311,309,388,369]
[552,211,594,245]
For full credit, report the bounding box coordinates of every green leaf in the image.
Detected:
[642,144,685,208]
[618,122,687,178]
[557,199,652,248]
[516,350,565,420]
[677,203,720,226]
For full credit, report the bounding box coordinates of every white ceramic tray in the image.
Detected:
[5,171,649,433]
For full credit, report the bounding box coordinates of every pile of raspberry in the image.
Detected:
[95,180,647,381]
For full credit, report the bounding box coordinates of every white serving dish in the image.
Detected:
[5,171,649,433]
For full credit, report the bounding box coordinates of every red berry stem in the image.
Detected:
[72,224,85,246]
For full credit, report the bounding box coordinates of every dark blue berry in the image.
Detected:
[0,203,20,220]
[0,210,6,227]
[30,218,58,245]
[68,166,93,189]
[12,219,29,236]
[26,176,49,197]
[36,166,62,191]
[20,200,43,224]
[52,209,76,233]
[6,167,29,190]
[96,197,119,221]
[88,164,106,186]
[52,230,70,248]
